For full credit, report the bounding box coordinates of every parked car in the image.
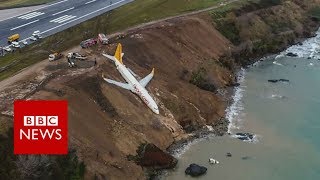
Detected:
[11,41,20,48]
[80,38,97,48]
[3,46,12,52]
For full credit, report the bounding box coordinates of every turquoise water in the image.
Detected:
[164,32,320,179]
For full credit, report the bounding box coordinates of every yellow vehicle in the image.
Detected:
[8,34,20,43]
[49,52,63,61]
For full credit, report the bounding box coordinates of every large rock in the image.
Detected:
[268,79,278,83]
[235,132,254,141]
[279,79,289,82]
[129,143,177,170]
[286,52,298,57]
[268,79,289,83]
[185,163,207,177]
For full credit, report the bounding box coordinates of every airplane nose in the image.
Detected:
[154,109,159,114]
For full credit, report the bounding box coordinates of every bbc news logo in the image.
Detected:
[14,100,68,154]
[20,116,62,140]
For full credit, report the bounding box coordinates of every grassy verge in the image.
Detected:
[0,0,54,9]
[308,6,320,20]
[0,0,228,81]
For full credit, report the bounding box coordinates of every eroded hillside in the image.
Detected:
[0,0,319,179]
[0,16,234,179]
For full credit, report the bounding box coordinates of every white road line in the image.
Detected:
[50,15,76,23]
[41,0,131,34]
[52,7,74,16]
[19,0,131,43]
[47,0,68,7]
[85,0,96,5]
[18,12,45,20]
[10,19,39,30]
[0,0,68,22]
[50,15,69,22]
[54,15,76,23]
[18,12,38,19]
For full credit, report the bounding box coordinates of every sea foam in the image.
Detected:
[226,68,246,134]
[279,29,320,59]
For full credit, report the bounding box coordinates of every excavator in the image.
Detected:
[49,51,63,61]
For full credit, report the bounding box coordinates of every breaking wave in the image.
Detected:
[276,29,320,59]
[171,134,216,158]
[273,61,283,66]
[226,68,246,134]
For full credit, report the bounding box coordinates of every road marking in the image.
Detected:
[47,0,68,7]
[18,12,45,20]
[41,0,131,34]
[85,0,96,5]
[10,19,39,30]
[50,15,76,23]
[50,15,69,22]
[0,0,69,22]
[52,7,75,16]
[18,0,131,44]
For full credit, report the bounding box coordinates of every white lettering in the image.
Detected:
[40,129,55,139]
[24,116,34,126]
[55,129,62,140]
[20,129,30,140]
[47,116,58,126]
[36,116,46,126]
[31,129,39,140]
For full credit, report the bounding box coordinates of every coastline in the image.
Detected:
[161,24,320,179]
[0,0,320,179]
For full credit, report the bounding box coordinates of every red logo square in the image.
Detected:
[14,100,68,154]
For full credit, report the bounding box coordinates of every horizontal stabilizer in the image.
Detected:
[102,75,132,90]
[102,53,116,62]
[139,68,154,87]
[102,52,124,62]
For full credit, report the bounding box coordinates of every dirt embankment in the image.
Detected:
[0,16,234,179]
[215,0,320,66]
[0,0,319,179]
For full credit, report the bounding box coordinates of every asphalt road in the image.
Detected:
[0,0,132,48]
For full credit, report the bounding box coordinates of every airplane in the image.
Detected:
[102,43,159,114]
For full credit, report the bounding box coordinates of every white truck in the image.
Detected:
[98,33,109,45]
[11,41,20,48]
[30,30,42,41]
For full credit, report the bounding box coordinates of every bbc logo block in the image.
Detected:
[24,116,58,126]
[14,100,68,155]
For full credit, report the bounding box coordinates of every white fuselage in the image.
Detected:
[114,60,159,114]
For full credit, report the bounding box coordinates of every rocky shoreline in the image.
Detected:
[1,0,319,179]
[153,0,320,177]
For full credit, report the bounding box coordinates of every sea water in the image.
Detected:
[163,30,320,180]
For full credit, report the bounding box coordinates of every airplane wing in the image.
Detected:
[139,68,154,87]
[102,75,132,90]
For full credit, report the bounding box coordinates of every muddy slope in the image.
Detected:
[0,0,319,179]
[0,16,234,179]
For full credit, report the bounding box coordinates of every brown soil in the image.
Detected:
[0,14,234,179]
[1,0,318,178]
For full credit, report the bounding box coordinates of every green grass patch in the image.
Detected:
[308,6,320,20]
[0,0,54,9]
[0,0,226,81]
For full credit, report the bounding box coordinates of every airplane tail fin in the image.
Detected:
[114,43,123,64]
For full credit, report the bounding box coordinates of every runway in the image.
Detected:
[0,0,132,49]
